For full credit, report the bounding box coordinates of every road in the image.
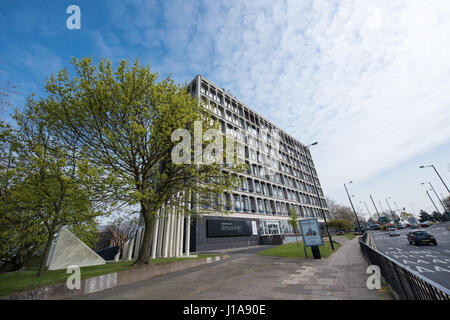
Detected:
[372,222,450,290]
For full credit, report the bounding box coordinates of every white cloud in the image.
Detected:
[94,0,450,207]
[163,0,450,204]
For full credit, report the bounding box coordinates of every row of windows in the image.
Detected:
[238,176,323,206]
[199,192,327,219]
[216,119,324,196]
[260,219,293,235]
[218,117,320,187]
[243,163,324,197]
[193,79,314,156]
[217,109,314,170]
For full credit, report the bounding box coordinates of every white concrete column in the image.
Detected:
[122,240,129,260]
[174,211,180,257]
[170,209,177,257]
[156,212,165,258]
[178,213,184,256]
[127,239,134,261]
[151,209,160,259]
[162,208,172,258]
[184,215,191,256]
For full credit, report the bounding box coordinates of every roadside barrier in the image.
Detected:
[359,232,450,300]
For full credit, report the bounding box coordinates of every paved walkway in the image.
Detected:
[77,237,393,300]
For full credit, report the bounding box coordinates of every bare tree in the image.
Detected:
[0,81,15,114]
[97,213,139,251]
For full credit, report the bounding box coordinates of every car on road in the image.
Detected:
[410,223,419,228]
[407,230,437,245]
[396,223,405,229]
[420,221,431,227]
[388,228,400,236]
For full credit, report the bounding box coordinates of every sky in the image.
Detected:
[0,0,449,219]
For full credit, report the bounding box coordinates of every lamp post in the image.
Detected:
[304,142,334,250]
[369,195,381,221]
[344,181,362,233]
[385,197,394,214]
[426,189,441,214]
[378,201,385,214]
[360,200,371,217]
[419,165,449,194]
[421,182,445,211]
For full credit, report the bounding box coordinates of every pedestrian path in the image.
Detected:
[78,236,394,300]
[277,236,393,299]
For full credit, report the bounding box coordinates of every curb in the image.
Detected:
[2,255,229,300]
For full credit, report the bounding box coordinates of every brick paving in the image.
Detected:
[77,236,393,300]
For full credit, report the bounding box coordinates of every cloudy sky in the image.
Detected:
[1,0,449,218]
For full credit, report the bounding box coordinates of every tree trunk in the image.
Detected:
[37,229,55,277]
[135,209,156,266]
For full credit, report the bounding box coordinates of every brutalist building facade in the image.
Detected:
[187,75,329,252]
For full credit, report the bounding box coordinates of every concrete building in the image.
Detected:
[132,75,330,258]
[186,75,330,252]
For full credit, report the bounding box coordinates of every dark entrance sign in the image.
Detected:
[207,219,252,237]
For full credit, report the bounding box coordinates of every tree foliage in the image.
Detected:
[34,57,243,265]
[0,104,107,275]
[418,210,433,223]
[288,208,300,246]
[327,219,353,232]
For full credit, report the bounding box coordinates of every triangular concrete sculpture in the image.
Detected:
[46,227,106,270]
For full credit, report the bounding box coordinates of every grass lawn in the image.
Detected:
[0,254,216,298]
[341,233,357,240]
[257,241,341,259]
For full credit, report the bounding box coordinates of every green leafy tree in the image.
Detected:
[431,211,443,222]
[34,57,242,265]
[9,107,108,276]
[288,208,300,246]
[444,195,450,213]
[0,122,47,271]
[328,219,353,232]
[418,210,432,223]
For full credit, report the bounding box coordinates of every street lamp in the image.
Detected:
[425,189,441,214]
[343,181,363,233]
[370,194,381,220]
[421,182,445,210]
[304,142,334,250]
[378,200,385,214]
[385,197,394,214]
[419,165,450,194]
[360,200,371,217]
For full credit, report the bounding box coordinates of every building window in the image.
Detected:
[241,177,247,191]
[233,194,241,211]
[250,197,256,213]
[242,196,249,212]
[264,200,270,214]
[257,199,264,213]
[281,203,287,215]
[255,181,261,193]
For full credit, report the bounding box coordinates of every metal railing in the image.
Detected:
[359,232,450,300]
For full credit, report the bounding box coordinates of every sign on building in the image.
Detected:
[299,219,324,247]
[206,219,253,237]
